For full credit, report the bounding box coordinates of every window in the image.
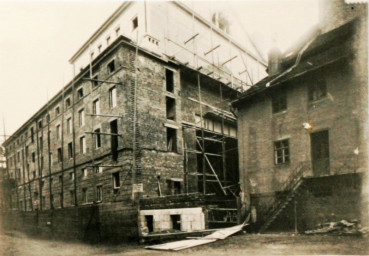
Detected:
[112,172,120,189]
[80,136,86,154]
[94,128,101,149]
[55,106,60,116]
[166,97,176,120]
[70,190,75,205]
[308,78,327,102]
[107,60,116,74]
[92,74,99,88]
[96,185,102,202]
[57,148,62,163]
[65,97,71,108]
[82,168,88,177]
[69,172,74,180]
[77,88,84,99]
[31,127,34,143]
[110,120,118,161]
[106,36,111,45]
[68,142,73,159]
[82,188,88,204]
[93,98,100,115]
[32,171,36,179]
[166,69,174,92]
[272,91,287,113]
[49,152,53,165]
[78,109,85,127]
[166,127,177,152]
[32,152,35,163]
[109,86,117,108]
[94,165,102,174]
[38,120,43,129]
[40,156,44,170]
[59,175,62,183]
[67,118,72,134]
[132,16,138,30]
[274,139,290,164]
[115,26,120,36]
[56,125,61,140]
[42,196,46,208]
[46,114,50,123]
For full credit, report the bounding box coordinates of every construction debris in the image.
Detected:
[145,216,249,251]
[305,220,367,236]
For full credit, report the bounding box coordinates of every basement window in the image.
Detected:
[94,128,101,149]
[107,60,116,74]
[308,78,327,102]
[77,88,84,99]
[65,97,71,108]
[165,69,174,92]
[145,215,154,233]
[112,172,120,190]
[166,97,176,120]
[132,16,138,30]
[68,142,73,159]
[274,139,290,165]
[170,215,181,230]
[272,91,287,113]
[166,127,177,152]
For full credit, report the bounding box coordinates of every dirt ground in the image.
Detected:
[0,230,368,256]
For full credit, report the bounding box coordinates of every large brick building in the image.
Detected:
[2,2,266,241]
[232,0,368,232]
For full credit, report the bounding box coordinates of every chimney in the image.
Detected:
[267,46,282,76]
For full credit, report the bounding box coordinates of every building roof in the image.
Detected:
[232,18,358,108]
[69,1,267,67]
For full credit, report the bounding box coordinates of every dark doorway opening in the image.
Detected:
[311,130,330,176]
[170,215,181,230]
[145,215,154,233]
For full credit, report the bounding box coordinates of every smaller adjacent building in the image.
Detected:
[232,14,368,232]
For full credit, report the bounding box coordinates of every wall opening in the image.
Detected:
[166,69,174,92]
[145,215,154,233]
[170,215,181,230]
[166,128,177,152]
[166,97,176,120]
[110,120,118,161]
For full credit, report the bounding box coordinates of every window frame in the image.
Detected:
[274,139,290,165]
[308,78,327,102]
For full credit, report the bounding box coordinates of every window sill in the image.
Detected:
[273,110,287,116]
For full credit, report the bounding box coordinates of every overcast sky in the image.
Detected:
[0,0,319,141]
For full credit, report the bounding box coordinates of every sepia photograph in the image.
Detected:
[0,0,368,255]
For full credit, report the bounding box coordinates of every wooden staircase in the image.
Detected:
[259,163,308,233]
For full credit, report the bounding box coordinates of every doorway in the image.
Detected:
[311,130,330,176]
